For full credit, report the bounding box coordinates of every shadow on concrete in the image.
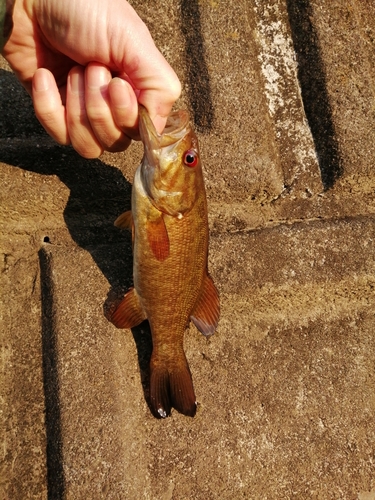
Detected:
[131,321,154,414]
[0,139,139,487]
[0,142,133,288]
[0,72,132,288]
[286,0,343,190]
[180,0,215,133]
[0,69,45,138]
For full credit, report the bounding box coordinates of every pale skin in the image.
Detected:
[2,0,181,158]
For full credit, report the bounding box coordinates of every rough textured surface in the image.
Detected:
[1,1,375,499]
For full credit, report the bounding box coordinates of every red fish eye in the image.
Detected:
[183,150,198,167]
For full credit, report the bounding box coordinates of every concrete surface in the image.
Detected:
[1,0,375,498]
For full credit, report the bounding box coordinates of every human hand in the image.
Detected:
[2,0,181,158]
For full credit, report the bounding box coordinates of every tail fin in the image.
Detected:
[150,358,197,418]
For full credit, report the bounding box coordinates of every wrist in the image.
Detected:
[1,0,16,53]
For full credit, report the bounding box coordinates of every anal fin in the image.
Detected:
[191,273,220,336]
[110,287,146,329]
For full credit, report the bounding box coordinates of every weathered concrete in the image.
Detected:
[1,0,375,498]
[33,218,375,499]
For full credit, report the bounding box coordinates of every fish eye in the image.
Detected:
[183,149,198,168]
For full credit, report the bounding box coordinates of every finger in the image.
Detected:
[66,65,103,158]
[108,77,139,140]
[85,63,132,151]
[32,69,70,145]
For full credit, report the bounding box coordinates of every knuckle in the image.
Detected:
[86,107,108,126]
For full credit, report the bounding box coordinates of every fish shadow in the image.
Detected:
[1,71,132,291]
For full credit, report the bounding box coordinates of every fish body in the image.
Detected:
[111,106,219,418]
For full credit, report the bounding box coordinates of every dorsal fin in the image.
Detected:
[190,274,220,336]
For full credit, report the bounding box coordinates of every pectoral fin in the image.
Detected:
[114,210,133,230]
[191,274,220,336]
[147,214,170,261]
[110,288,147,329]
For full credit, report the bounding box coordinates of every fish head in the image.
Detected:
[139,105,203,217]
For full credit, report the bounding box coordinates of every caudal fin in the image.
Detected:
[150,359,197,418]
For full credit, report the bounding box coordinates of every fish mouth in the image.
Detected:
[138,105,190,166]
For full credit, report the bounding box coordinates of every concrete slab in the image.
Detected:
[35,214,375,499]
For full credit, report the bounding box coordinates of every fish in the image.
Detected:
[110,105,219,418]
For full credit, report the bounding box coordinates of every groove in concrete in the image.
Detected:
[286,0,343,189]
[39,244,65,499]
[180,0,215,132]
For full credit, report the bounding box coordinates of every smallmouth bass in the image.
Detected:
[110,106,219,418]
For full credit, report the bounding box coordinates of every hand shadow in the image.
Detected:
[1,69,132,288]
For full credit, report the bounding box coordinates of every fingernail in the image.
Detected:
[87,65,110,90]
[110,78,130,108]
[33,70,50,92]
[70,70,84,94]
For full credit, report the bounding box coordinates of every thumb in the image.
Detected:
[107,3,181,133]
